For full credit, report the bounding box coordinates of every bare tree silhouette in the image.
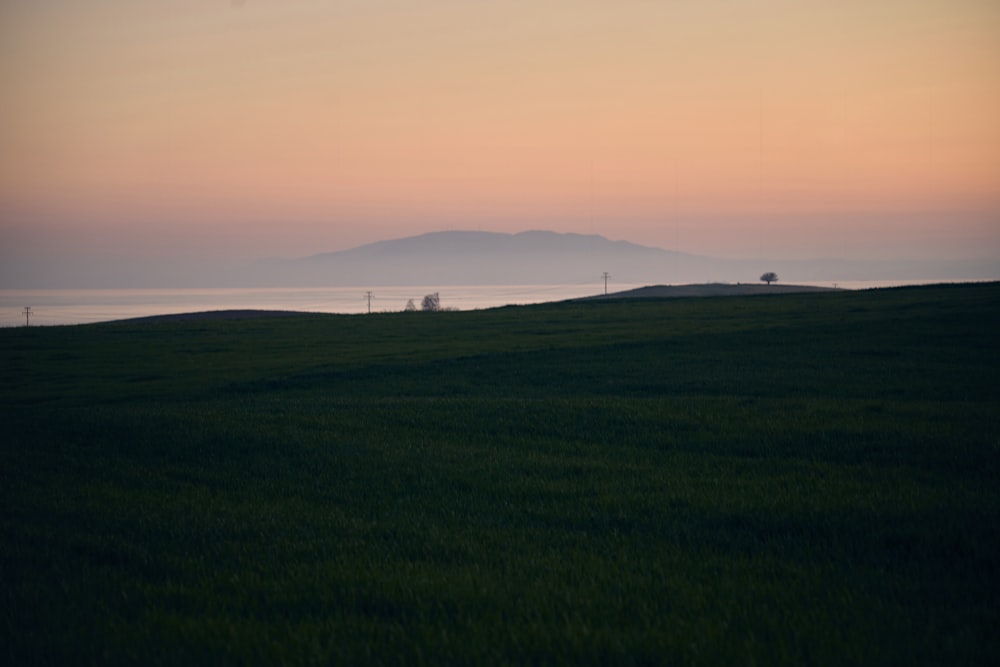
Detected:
[421,293,441,312]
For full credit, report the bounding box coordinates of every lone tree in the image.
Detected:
[421,292,441,312]
[760,272,778,285]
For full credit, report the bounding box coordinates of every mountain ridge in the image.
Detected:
[246,230,705,286]
[300,230,687,261]
[240,229,997,287]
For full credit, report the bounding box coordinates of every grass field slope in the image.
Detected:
[2,283,999,665]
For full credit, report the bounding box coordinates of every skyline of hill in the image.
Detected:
[242,230,998,288]
[3,229,998,289]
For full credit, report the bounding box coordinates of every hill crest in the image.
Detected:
[240,229,997,288]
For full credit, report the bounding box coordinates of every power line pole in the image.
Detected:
[602,272,610,295]
[365,290,373,314]
[23,306,32,327]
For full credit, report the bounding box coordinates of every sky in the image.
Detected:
[1,0,998,286]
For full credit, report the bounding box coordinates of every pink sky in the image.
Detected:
[1,0,998,285]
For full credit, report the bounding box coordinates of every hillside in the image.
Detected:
[3,283,998,665]
[584,282,843,300]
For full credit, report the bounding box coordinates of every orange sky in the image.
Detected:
[1,0,998,282]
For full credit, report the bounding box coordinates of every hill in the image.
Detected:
[583,282,843,300]
[245,230,699,286]
[5,229,996,289]
[242,230,999,287]
[3,283,998,664]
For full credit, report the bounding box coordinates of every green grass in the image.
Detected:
[2,283,999,665]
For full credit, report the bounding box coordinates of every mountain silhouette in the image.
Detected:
[245,230,716,286]
[239,230,997,288]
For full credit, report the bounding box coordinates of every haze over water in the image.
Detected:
[3,280,990,327]
[0,284,638,327]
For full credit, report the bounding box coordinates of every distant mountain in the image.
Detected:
[239,230,999,287]
[244,230,701,286]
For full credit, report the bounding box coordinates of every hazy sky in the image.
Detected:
[2,0,998,285]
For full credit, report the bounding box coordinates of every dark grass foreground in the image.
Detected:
[2,283,999,665]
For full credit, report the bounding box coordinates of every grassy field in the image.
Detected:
[2,283,999,665]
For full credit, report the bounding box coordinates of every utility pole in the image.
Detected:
[602,272,610,295]
[365,291,373,314]
[23,306,32,327]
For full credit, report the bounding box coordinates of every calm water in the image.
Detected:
[0,284,640,327]
[0,280,985,327]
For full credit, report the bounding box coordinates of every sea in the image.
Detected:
[0,280,988,327]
